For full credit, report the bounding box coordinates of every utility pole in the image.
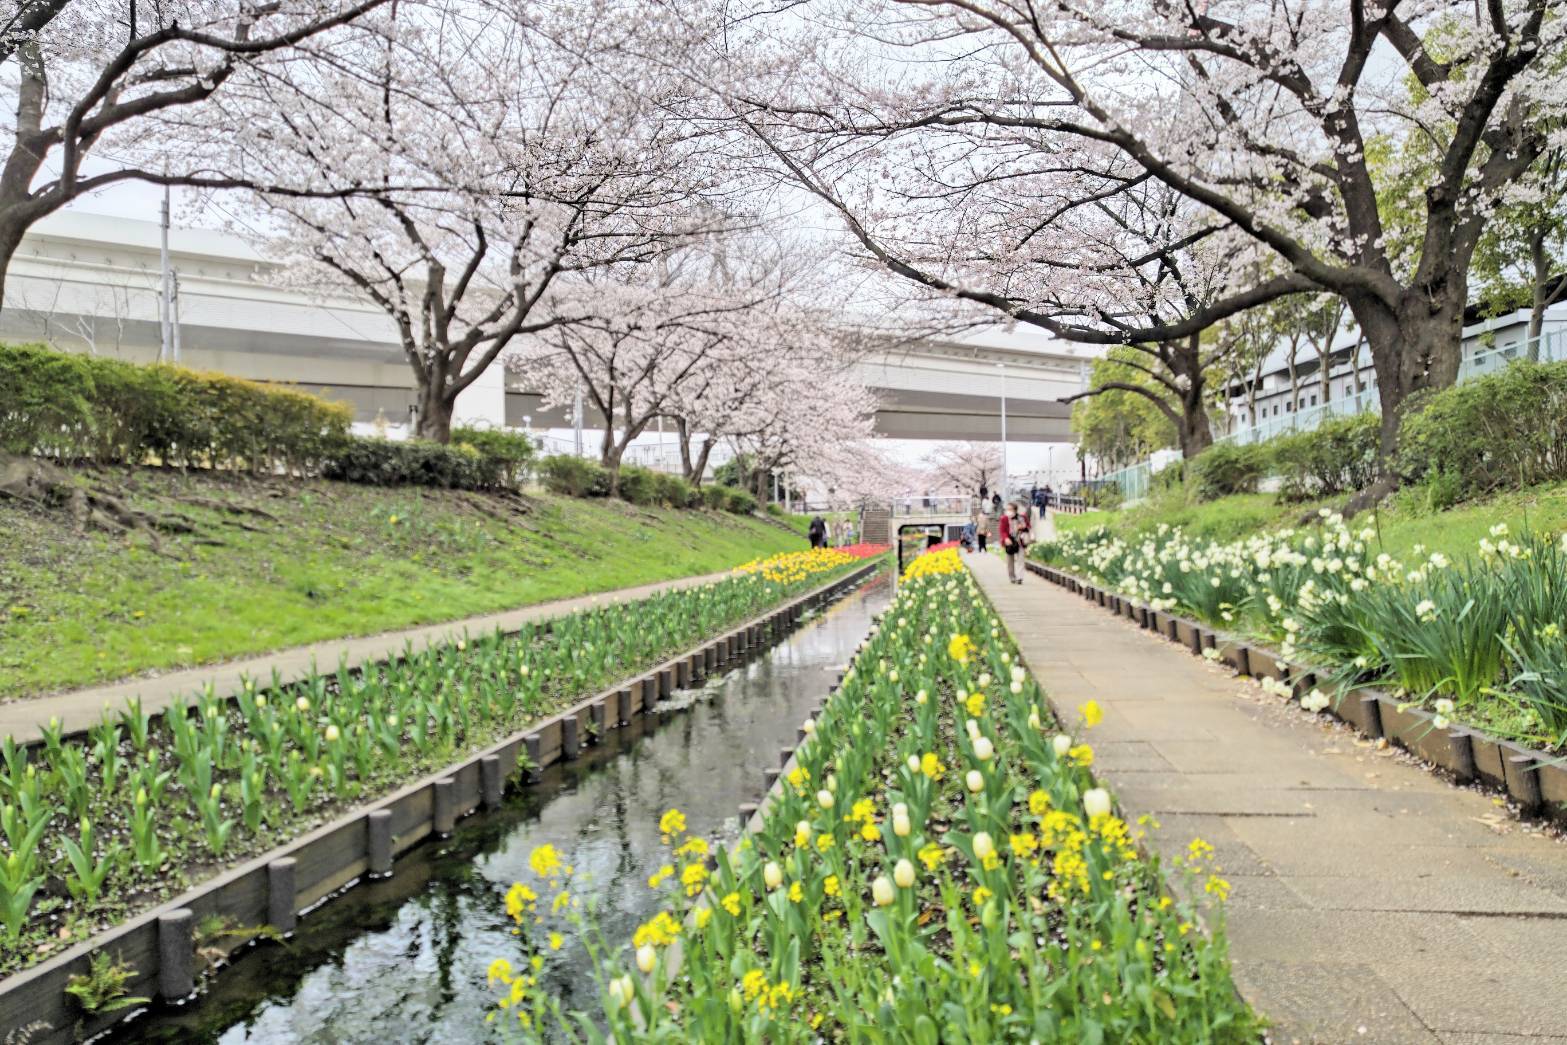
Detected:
[998,361,1008,500]
[572,377,584,456]
[171,270,182,363]
[158,184,172,362]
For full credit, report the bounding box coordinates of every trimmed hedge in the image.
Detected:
[653,471,697,509]
[0,342,350,472]
[319,437,515,490]
[1189,442,1266,501]
[539,454,611,497]
[450,426,534,487]
[1397,360,1567,504]
[1269,413,1379,501]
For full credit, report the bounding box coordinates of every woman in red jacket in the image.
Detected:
[998,501,1029,584]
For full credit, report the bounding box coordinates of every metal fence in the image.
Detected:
[1096,327,1567,503]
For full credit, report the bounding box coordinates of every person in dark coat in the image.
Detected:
[808,515,826,549]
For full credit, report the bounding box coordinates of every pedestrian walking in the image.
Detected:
[999,501,1029,585]
[975,512,990,553]
[991,492,1002,515]
[962,519,976,552]
[808,515,826,549]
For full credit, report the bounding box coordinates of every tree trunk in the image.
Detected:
[1177,398,1214,458]
[1171,337,1214,458]
[0,220,26,313]
[1529,226,1549,358]
[414,378,454,443]
[603,442,626,497]
[1351,288,1466,466]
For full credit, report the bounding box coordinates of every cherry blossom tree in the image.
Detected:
[220,0,721,441]
[722,0,1567,469]
[505,238,792,493]
[0,0,390,306]
[923,441,1000,497]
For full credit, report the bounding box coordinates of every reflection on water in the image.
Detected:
[114,576,890,1044]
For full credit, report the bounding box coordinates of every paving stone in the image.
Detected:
[1229,960,1438,1044]
[1280,873,1567,915]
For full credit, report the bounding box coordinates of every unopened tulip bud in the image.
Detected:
[817,790,834,810]
[1083,788,1112,819]
[973,831,995,861]
[906,754,921,773]
[636,944,656,974]
[763,862,783,890]
[1053,734,1073,757]
[801,718,815,735]
[871,875,895,906]
[973,737,994,762]
[966,770,984,793]
[893,859,915,889]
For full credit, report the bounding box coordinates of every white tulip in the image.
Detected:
[965,718,980,738]
[972,831,995,861]
[893,859,916,889]
[1053,734,1073,757]
[817,790,835,810]
[324,724,340,743]
[608,975,634,1009]
[973,736,994,761]
[907,754,921,773]
[915,690,928,705]
[1027,710,1041,729]
[1010,666,1027,684]
[763,861,783,890]
[801,718,815,735]
[871,875,896,906]
[636,944,656,974]
[977,673,991,688]
[893,814,911,837]
[965,769,984,793]
[296,696,310,713]
[1083,788,1112,819]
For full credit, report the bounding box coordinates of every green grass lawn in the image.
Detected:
[0,470,807,698]
[1058,481,1567,561]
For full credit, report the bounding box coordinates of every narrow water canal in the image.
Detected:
[113,574,891,1044]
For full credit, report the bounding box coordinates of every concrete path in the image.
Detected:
[3,569,736,744]
[970,549,1567,1044]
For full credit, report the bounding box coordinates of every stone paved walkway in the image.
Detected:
[969,544,1567,1044]
[3,568,736,744]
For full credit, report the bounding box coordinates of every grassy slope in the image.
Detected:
[0,470,804,698]
[1057,481,1567,560]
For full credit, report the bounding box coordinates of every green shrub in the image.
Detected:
[1268,413,1380,500]
[0,342,352,471]
[1188,442,1266,501]
[616,464,658,505]
[652,472,696,508]
[701,484,731,511]
[723,487,758,514]
[320,437,501,489]
[539,454,610,497]
[0,342,96,456]
[1397,360,1567,501]
[451,426,534,486]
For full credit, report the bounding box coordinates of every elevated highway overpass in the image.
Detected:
[0,212,1093,444]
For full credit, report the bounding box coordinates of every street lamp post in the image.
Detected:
[998,361,1008,500]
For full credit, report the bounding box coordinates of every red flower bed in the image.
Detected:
[837,542,892,558]
[918,540,960,555]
